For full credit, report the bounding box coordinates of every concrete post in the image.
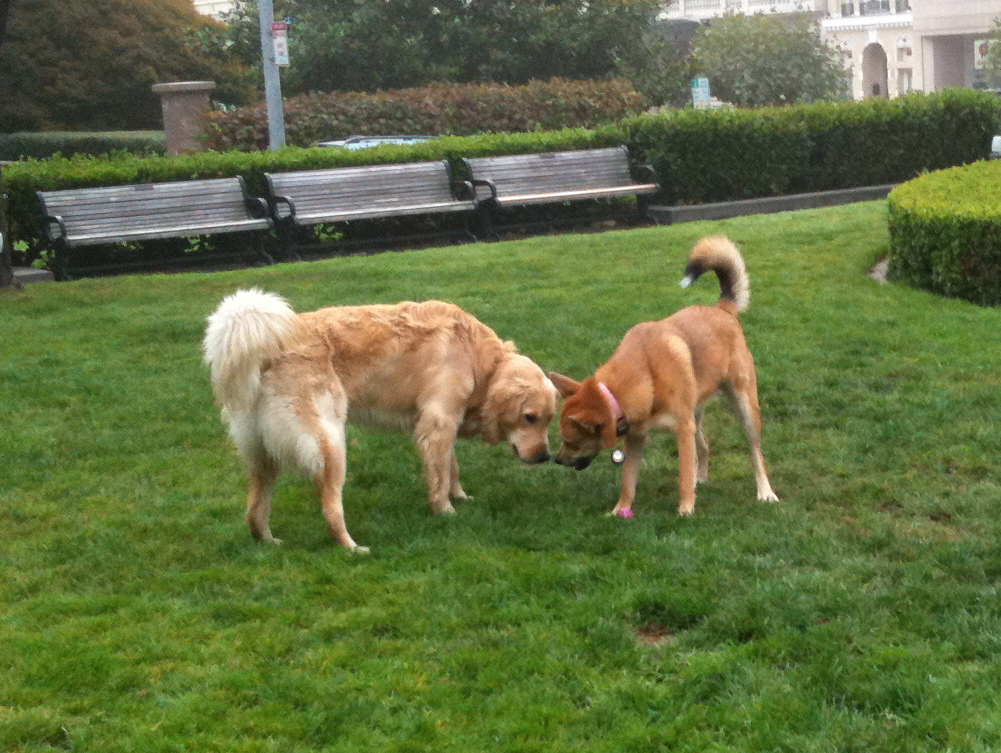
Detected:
[152,81,217,156]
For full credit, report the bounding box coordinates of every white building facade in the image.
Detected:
[193,0,236,20]
[662,0,1001,100]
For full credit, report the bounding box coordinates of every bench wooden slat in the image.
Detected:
[37,176,275,279]
[265,161,476,228]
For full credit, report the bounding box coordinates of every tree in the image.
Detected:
[692,14,848,107]
[615,19,698,108]
[1,0,16,289]
[980,19,1001,90]
[0,0,255,131]
[224,0,662,96]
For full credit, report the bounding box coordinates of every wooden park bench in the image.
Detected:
[462,146,660,234]
[264,160,478,256]
[38,177,274,280]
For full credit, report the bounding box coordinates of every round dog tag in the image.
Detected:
[611,449,625,465]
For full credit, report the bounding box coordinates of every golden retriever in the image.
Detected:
[204,290,557,552]
[550,235,778,517]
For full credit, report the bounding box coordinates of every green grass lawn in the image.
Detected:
[4,201,1001,752]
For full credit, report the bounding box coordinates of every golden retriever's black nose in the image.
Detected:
[533,449,551,464]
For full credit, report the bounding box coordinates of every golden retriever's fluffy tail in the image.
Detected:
[203,288,298,410]
[679,235,750,315]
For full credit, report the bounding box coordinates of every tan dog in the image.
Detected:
[550,235,778,517]
[204,290,557,552]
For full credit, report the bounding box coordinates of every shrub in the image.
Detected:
[888,160,1001,306]
[0,132,166,161]
[202,79,649,151]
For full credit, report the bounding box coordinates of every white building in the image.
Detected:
[661,0,1001,99]
[193,0,236,20]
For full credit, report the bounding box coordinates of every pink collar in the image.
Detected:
[597,382,628,436]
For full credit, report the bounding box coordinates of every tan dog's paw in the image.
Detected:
[758,491,779,503]
[431,501,457,515]
[349,545,371,555]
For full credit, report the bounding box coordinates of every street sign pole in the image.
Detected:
[257,0,287,150]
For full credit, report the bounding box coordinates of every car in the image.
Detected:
[314,135,432,150]
[992,135,1001,160]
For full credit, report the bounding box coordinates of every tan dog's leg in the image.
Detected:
[415,409,461,514]
[246,460,280,543]
[694,406,710,484]
[725,385,779,503]
[610,433,646,517]
[676,417,699,515]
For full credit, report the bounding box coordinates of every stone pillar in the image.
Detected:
[152,81,216,156]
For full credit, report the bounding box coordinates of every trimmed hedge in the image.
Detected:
[0,131,166,161]
[888,160,1001,306]
[203,79,648,152]
[3,89,997,267]
[622,88,998,205]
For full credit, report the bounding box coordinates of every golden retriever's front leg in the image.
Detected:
[676,418,698,516]
[415,411,460,514]
[610,433,646,518]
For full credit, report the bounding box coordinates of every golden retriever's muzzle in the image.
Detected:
[514,445,551,464]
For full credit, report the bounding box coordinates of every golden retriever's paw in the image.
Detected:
[757,491,779,503]
[349,545,371,555]
[431,502,457,515]
[676,505,695,517]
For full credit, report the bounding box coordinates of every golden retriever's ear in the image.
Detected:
[549,373,581,398]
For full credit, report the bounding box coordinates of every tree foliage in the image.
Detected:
[225,0,662,96]
[0,0,255,131]
[693,14,848,107]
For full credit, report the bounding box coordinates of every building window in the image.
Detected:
[859,0,890,15]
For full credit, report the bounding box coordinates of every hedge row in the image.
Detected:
[888,160,1001,306]
[623,88,999,205]
[3,89,997,262]
[203,79,649,152]
[0,131,166,161]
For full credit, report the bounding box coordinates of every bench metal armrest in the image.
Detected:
[633,163,660,186]
[245,196,271,220]
[269,194,296,222]
[42,214,67,242]
[451,179,476,202]
[470,178,497,203]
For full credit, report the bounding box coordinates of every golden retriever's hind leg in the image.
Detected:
[694,406,710,484]
[415,410,459,515]
[246,460,281,544]
[725,386,779,503]
[316,440,369,553]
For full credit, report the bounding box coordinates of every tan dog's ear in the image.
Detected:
[570,417,601,437]
[549,373,581,398]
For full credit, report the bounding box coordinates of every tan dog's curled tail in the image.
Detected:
[679,235,750,315]
[203,288,298,411]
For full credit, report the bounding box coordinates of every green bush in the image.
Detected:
[4,89,997,268]
[888,160,1001,305]
[785,89,999,192]
[621,107,812,204]
[202,79,649,151]
[0,131,166,161]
